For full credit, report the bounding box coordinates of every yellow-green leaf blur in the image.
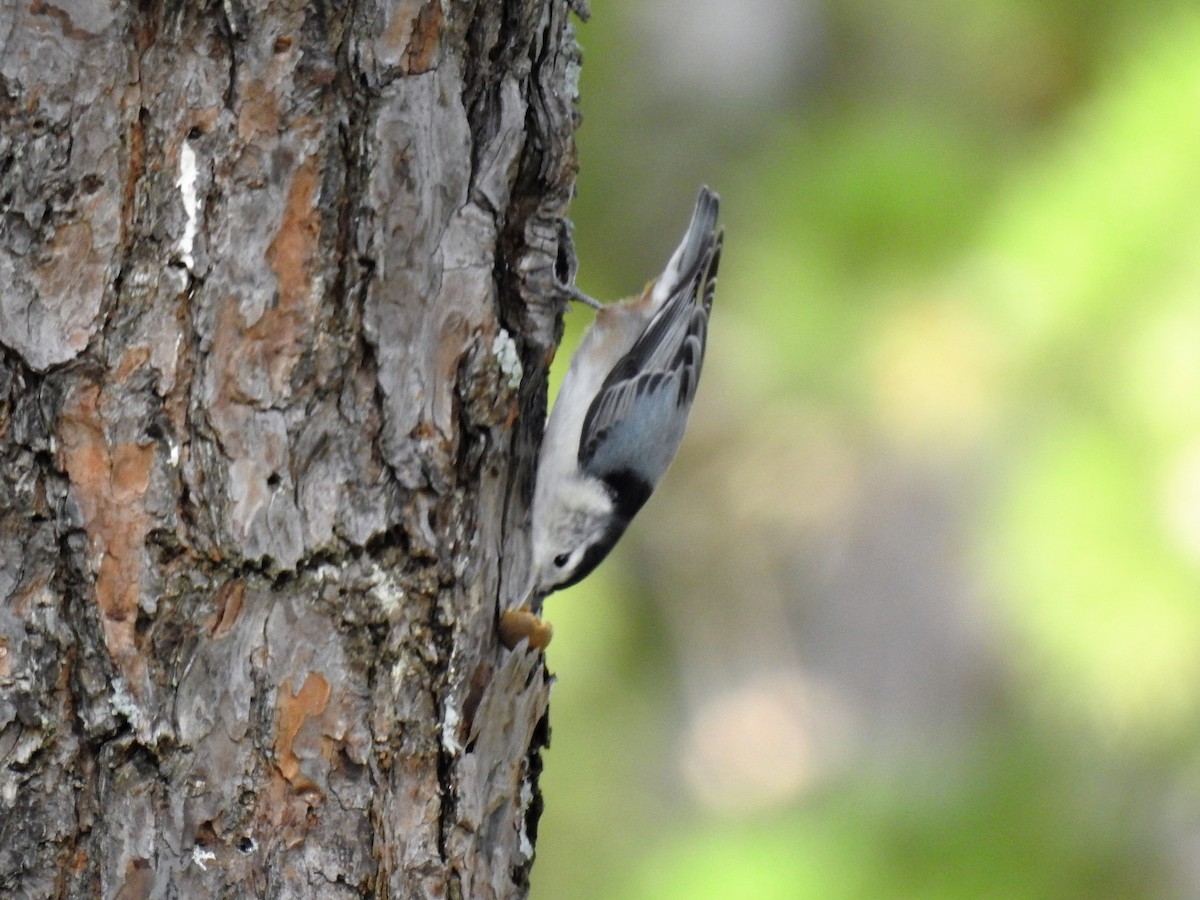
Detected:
[534,3,1200,898]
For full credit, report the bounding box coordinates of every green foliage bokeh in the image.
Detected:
[532,3,1200,897]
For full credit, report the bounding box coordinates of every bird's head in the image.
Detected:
[529,474,626,597]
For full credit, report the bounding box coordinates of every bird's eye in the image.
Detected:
[553,552,571,568]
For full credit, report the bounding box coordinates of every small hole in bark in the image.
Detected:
[267,472,281,487]
[187,126,204,140]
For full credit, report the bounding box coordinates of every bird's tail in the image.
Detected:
[652,186,721,307]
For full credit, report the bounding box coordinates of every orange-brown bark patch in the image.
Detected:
[59,383,154,683]
[31,221,106,353]
[114,858,153,900]
[237,78,281,142]
[380,0,443,74]
[28,1,98,41]
[406,1,443,73]
[275,670,331,791]
[208,579,246,639]
[112,441,154,499]
[114,345,150,382]
[210,295,254,409]
[254,158,319,396]
[122,108,145,244]
[208,158,319,429]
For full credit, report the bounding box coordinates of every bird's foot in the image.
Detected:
[553,277,602,310]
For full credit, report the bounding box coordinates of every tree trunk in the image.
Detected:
[0,1,584,896]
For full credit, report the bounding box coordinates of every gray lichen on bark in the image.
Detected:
[0,0,586,896]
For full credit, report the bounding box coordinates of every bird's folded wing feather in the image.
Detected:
[578,232,722,489]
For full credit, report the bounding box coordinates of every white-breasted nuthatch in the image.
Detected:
[500,187,722,650]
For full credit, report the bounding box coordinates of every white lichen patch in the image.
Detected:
[518,779,535,860]
[492,328,523,391]
[314,563,342,584]
[109,678,147,733]
[441,702,463,756]
[452,548,470,580]
[177,140,199,272]
[365,562,406,616]
[191,846,216,871]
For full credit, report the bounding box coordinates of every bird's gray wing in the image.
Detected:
[578,226,722,517]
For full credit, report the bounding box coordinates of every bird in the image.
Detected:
[500,187,722,650]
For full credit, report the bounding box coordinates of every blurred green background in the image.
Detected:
[532,2,1200,897]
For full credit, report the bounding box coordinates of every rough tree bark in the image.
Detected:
[0,0,586,896]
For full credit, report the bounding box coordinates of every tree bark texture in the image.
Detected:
[0,1,584,896]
